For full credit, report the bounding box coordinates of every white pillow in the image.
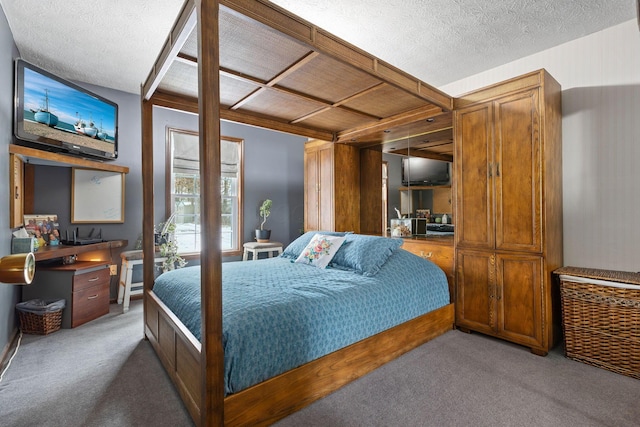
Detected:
[295,233,346,269]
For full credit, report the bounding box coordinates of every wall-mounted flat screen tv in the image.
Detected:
[402,157,450,186]
[14,59,118,161]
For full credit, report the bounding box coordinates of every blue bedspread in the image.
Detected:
[153,248,449,395]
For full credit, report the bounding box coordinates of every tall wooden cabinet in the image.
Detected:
[453,70,563,355]
[304,140,361,233]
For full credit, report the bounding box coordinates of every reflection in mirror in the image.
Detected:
[378,112,454,237]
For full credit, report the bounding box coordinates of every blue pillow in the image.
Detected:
[281,231,351,259]
[329,234,403,276]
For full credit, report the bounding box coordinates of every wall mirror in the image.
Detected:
[377,111,454,236]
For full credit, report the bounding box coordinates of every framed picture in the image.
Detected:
[71,168,125,223]
[23,214,61,247]
[416,209,431,218]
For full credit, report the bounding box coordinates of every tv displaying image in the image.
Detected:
[14,59,118,160]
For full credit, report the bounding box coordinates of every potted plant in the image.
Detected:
[135,213,187,273]
[255,199,272,242]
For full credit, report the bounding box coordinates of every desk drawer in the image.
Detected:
[72,282,109,328]
[73,267,110,292]
[401,240,454,277]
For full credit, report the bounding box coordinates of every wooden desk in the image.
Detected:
[33,239,127,262]
[23,261,111,328]
[32,240,128,303]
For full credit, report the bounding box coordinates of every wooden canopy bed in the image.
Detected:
[140,0,456,425]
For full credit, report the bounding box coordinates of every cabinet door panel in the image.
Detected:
[318,147,334,231]
[455,103,494,249]
[10,154,24,228]
[497,254,543,347]
[304,149,320,231]
[456,250,494,333]
[494,90,542,252]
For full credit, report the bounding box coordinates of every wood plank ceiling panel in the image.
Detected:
[158,61,200,99]
[219,73,260,107]
[341,84,429,118]
[298,107,376,132]
[219,8,311,81]
[238,87,325,121]
[277,54,380,103]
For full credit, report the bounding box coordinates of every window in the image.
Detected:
[166,128,243,254]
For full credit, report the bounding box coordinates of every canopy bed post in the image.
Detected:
[196,0,225,425]
[141,97,155,324]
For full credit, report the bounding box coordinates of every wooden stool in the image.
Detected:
[242,242,283,261]
[117,250,167,312]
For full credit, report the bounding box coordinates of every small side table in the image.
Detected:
[118,250,167,312]
[242,242,283,261]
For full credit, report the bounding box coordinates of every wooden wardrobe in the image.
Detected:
[453,70,563,355]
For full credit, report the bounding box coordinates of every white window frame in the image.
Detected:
[166,128,243,255]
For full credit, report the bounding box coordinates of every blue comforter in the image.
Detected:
[153,248,449,395]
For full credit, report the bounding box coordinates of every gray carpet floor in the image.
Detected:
[1,299,639,426]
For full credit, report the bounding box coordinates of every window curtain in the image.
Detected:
[172,133,238,178]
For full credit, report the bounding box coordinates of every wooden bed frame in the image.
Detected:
[140,0,456,425]
[146,291,453,426]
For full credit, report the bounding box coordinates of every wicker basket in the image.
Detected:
[556,266,640,379]
[16,299,65,335]
[18,309,63,335]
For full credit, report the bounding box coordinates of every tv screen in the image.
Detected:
[402,157,450,186]
[14,59,118,161]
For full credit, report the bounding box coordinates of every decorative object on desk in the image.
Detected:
[441,213,448,224]
[62,255,77,265]
[24,214,59,247]
[255,199,272,242]
[0,252,36,284]
[416,209,431,219]
[390,219,412,237]
[12,228,35,253]
[11,237,35,254]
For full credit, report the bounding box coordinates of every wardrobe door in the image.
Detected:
[493,89,542,253]
[455,102,494,250]
[496,254,544,349]
[456,249,495,334]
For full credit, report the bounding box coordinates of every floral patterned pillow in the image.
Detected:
[294,234,346,269]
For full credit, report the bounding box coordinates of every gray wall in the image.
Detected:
[0,6,21,358]
[440,19,640,271]
[32,86,144,248]
[151,106,306,262]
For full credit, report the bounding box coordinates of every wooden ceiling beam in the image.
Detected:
[336,104,445,143]
[142,1,197,100]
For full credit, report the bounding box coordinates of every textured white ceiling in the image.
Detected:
[0,0,636,94]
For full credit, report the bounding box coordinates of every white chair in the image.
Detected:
[117,250,166,312]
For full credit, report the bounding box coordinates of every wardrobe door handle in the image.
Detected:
[496,162,500,177]
[87,294,99,300]
[488,163,493,178]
